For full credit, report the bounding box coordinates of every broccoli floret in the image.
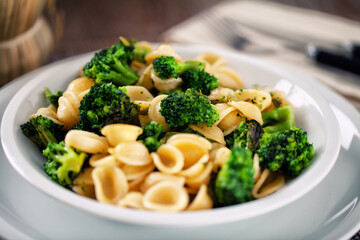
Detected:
[159,89,219,128]
[137,121,165,152]
[44,87,63,108]
[262,106,295,133]
[214,146,254,206]
[20,115,63,150]
[256,128,314,176]
[43,141,87,187]
[152,56,204,79]
[76,83,139,134]
[83,41,139,86]
[181,69,219,95]
[225,120,264,150]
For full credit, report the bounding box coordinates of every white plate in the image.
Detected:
[1,45,340,227]
[0,51,358,239]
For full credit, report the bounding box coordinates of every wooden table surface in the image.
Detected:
[52,0,360,61]
[52,0,359,239]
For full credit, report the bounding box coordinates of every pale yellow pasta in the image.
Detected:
[66,77,94,96]
[136,64,155,90]
[179,154,209,178]
[166,133,212,168]
[57,91,81,129]
[187,184,213,211]
[152,144,184,174]
[72,168,95,199]
[121,162,155,181]
[65,130,109,154]
[195,52,227,73]
[113,142,151,166]
[148,94,170,131]
[125,86,154,101]
[186,161,214,189]
[150,68,182,92]
[72,185,96,199]
[215,66,243,89]
[145,44,181,64]
[188,124,226,145]
[207,87,237,103]
[217,108,244,136]
[228,101,263,125]
[140,172,186,193]
[30,105,63,125]
[235,89,272,111]
[128,175,146,192]
[252,169,285,199]
[101,124,143,146]
[92,166,129,204]
[215,103,243,135]
[138,114,151,127]
[253,153,261,182]
[89,155,119,168]
[142,181,189,212]
[210,146,231,172]
[57,77,94,129]
[118,191,144,209]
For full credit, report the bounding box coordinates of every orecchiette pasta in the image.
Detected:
[57,77,94,129]
[65,129,109,154]
[142,181,189,212]
[92,166,129,204]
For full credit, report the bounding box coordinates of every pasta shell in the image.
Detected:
[187,184,213,211]
[142,181,189,212]
[101,124,143,146]
[65,130,109,154]
[114,142,151,166]
[92,166,129,204]
[152,144,184,174]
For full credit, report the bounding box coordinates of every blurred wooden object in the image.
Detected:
[0,0,64,87]
[0,17,54,86]
[0,0,46,41]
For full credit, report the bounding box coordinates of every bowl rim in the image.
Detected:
[1,44,340,226]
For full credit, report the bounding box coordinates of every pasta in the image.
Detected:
[23,39,314,213]
[57,77,94,129]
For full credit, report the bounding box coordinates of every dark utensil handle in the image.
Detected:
[307,46,360,75]
[347,42,360,59]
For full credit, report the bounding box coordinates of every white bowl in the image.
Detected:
[1,44,340,226]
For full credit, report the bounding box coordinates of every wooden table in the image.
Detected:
[52,1,360,239]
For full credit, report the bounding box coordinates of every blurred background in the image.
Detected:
[52,0,360,60]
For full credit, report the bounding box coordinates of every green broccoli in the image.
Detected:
[262,106,295,133]
[225,120,264,151]
[44,87,63,108]
[152,56,204,79]
[83,41,139,86]
[43,141,88,187]
[256,128,314,177]
[181,69,219,95]
[159,88,219,128]
[213,146,254,206]
[137,121,165,152]
[76,83,139,134]
[20,115,63,150]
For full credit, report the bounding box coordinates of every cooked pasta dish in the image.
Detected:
[20,37,314,212]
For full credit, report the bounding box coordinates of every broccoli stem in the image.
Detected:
[262,106,295,133]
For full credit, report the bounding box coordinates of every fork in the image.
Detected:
[200,9,296,55]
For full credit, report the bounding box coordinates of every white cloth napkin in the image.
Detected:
[161,0,360,111]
